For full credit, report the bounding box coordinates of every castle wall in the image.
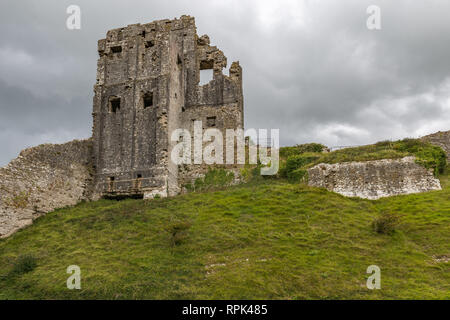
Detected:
[0,139,93,238]
[421,130,450,162]
[177,103,244,189]
[92,19,186,198]
[307,156,441,200]
[177,36,244,188]
[165,29,186,197]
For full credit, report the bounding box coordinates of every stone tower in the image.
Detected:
[92,15,244,199]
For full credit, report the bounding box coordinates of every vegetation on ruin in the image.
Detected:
[184,168,236,192]
[279,138,447,182]
[0,165,448,299]
[5,191,30,209]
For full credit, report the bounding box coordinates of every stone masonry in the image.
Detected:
[0,139,93,238]
[92,15,243,199]
[307,156,442,200]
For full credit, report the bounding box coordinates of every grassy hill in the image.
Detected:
[0,167,448,299]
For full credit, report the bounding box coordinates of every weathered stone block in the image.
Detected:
[307,156,441,200]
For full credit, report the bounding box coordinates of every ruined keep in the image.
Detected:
[92,15,243,199]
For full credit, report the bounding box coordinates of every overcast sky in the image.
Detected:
[0,0,449,166]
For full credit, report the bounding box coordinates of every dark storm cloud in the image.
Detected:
[0,0,449,165]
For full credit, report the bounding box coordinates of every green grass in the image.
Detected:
[0,168,448,299]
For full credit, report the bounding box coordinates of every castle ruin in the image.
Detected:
[92,15,243,199]
[0,16,448,239]
[0,16,244,237]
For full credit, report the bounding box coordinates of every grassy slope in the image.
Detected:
[0,172,449,299]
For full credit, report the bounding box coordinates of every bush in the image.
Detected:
[192,168,235,192]
[392,139,446,175]
[280,153,320,182]
[372,213,402,234]
[167,220,192,246]
[314,138,446,176]
[280,143,326,159]
[288,168,308,183]
[413,145,447,175]
[11,254,37,275]
[240,165,262,183]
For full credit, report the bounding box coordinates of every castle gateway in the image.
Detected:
[92,15,244,199]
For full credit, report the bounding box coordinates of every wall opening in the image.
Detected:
[108,177,115,192]
[134,174,143,189]
[109,97,121,113]
[111,46,122,53]
[143,92,153,109]
[199,59,214,85]
[207,116,216,127]
[145,40,155,48]
[199,69,214,85]
[103,194,144,200]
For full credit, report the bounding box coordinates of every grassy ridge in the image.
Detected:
[0,168,448,299]
[279,139,447,182]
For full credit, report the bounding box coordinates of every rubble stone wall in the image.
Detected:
[0,139,94,238]
[307,156,441,200]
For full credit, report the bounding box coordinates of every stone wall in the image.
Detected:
[307,156,441,200]
[421,130,450,161]
[0,139,94,238]
[92,16,243,199]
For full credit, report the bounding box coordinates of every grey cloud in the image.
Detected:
[0,0,449,166]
